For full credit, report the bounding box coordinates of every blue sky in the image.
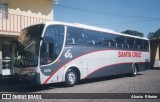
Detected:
[54,0,160,37]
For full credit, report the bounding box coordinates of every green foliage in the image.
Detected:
[121,30,144,37]
[148,29,160,39]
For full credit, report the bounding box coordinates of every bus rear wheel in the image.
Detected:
[65,69,78,87]
[131,65,138,76]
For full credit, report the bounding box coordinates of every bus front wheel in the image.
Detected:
[65,69,78,87]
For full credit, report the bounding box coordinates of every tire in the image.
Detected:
[65,69,78,87]
[131,65,138,76]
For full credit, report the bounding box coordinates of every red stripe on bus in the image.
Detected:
[42,49,149,84]
[42,49,114,84]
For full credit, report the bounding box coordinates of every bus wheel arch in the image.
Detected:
[64,67,80,87]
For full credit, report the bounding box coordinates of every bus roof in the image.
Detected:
[42,21,148,40]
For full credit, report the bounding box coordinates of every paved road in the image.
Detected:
[0,69,160,102]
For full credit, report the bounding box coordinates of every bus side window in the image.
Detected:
[127,37,135,49]
[112,36,117,47]
[124,37,129,48]
[116,35,124,48]
[78,33,86,45]
[86,30,102,46]
[67,34,76,44]
[136,39,143,50]
[143,40,149,51]
[66,27,86,45]
[102,33,114,47]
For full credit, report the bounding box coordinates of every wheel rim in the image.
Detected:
[67,72,76,84]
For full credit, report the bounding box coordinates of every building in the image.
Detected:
[150,39,160,68]
[0,0,53,76]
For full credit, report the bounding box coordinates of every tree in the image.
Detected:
[121,30,144,37]
[148,28,160,39]
[148,32,154,39]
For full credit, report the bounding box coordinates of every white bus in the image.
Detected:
[14,21,150,86]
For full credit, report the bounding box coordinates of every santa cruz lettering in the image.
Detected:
[118,51,141,57]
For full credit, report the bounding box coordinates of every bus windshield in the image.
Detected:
[15,24,44,68]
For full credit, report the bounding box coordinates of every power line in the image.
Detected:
[55,4,160,20]
[92,18,160,25]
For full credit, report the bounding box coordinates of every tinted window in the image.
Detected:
[86,30,102,46]
[15,24,45,67]
[41,25,64,65]
[143,40,149,51]
[116,35,125,48]
[136,39,143,50]
[66,27,86,45]
[127,37,136,49]
[45,25,64,46]
[123,37,129,48]
[102,33,114,47]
